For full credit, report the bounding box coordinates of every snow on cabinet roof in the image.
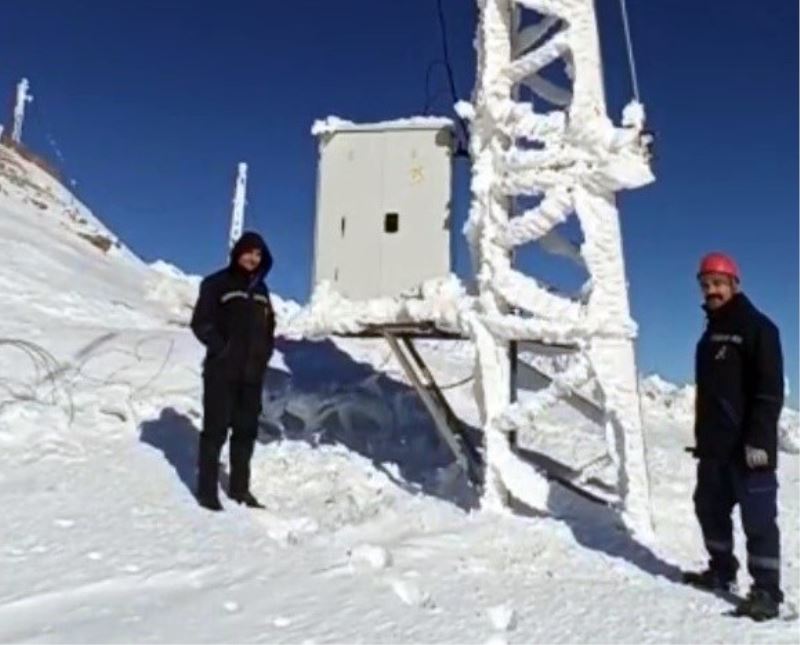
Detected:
[311,115,454,136]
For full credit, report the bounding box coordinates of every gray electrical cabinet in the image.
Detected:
[312,120,453,300]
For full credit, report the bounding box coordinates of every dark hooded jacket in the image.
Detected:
[190,232,276,384]
[694,293,784,468]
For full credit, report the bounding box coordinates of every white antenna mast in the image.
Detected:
[12,78,33,143]
[229,162,248,250]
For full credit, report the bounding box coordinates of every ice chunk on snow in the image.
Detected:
[348,544,393,570]
[389,578,434,608]
[487,604,517,632]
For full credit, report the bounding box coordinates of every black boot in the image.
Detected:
[230,490,265,508]
[229,437,261,507]
[196,437,223,512]
[682,568,736,592]
[735,588,780,621]
[197,491,224,511]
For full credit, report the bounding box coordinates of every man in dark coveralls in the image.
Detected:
[190,231,276,512]
[683,252,784,621]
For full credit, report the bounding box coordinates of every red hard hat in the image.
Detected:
[698,252,740,280]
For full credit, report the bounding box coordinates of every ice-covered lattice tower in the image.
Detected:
[460,0,655,536]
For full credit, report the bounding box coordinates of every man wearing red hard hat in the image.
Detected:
[683,252,785,620]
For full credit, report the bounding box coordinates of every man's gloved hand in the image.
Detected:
[745,445,769,469]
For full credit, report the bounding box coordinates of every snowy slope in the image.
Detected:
[0,142,798,643]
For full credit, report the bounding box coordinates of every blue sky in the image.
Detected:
[2,1,797,403]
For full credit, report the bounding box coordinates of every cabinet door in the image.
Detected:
[317,133,383,299]
[380,129,451,295]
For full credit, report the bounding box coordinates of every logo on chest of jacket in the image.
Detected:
[710,333,743,344]
[715,345,728,360]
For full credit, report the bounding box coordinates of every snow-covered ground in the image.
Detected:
[0,144,798,643]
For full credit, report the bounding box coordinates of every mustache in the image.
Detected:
[705,295,723,302]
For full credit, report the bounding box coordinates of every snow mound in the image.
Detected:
[639,374,696,420]
[311,115,453,136]
[146,259,301,330]
[149,260,193,280]
[639,374,799,454]
[145,262,201,323]
[779,408,800,454]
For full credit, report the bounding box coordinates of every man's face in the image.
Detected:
[699,273,736,310]
[238,248,262,273]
